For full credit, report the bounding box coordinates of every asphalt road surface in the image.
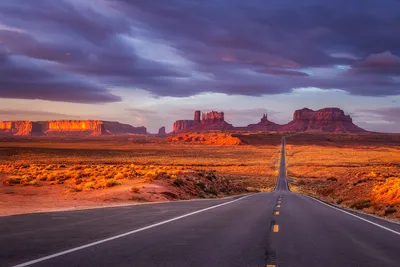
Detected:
[1,137,399,267]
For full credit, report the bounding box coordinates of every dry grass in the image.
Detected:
[0,135,282,215]
[166,132,242,145]
[285,143,400,219]
[0,138,279,191]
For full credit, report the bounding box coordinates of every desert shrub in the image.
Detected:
[131,187,140,193]
[105,179,121,188]
[144,171,157,180]
[127,170,139,178]
[75,179,83,185]
[196,181,206,190]
[297,180,306,186]
[131,196,149,202]
[205,172,217,181]
[350,199,371,210]
[368,171,378,177]
[105,173,114,179]
[45,164,56,171]
[29,180,40,186]
[154,172,169,180]
[70,186,82,192]
[173,178,185,187]
[245,186,260,193]
[205,187,218,195]
[20,164,30,169]
[114,173,125,180]
[327,177,338,182]
[37,174,47,181]
[161,191,178,199]
[335,198,344,204]
[353,178,371,186]
[20,175,34,185]
[83,182,95,190]
[384,207,397,216]
[2,177,22,185]
[220,187,230,194]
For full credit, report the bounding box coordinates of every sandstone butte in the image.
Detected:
[171,108,367,134]
[172,110,234,134]
[0,120,147,136]
[157,126,167,136]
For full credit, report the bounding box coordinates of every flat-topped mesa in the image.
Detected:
[172,110,233,133]
[201,111,225,125]
[102,121,147,135]
[0,120,147,136]
[293,108,352,122]
[282,108,366,133]
[0,121,39,136]
[43,120,105,135]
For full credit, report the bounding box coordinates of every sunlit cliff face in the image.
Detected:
[46,120,102,131]
[0,120,148,136]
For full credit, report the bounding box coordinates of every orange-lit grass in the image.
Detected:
[285,144,400,219]
[0,141,279,191]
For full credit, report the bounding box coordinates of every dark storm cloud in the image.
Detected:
[1,0,400,101]
[0,53,121,103]
[349,51,400,75]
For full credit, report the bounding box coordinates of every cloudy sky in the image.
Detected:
[1,0,400,133]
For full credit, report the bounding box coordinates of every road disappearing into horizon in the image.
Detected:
[1,137,399,267]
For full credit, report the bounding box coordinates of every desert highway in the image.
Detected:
[1,138,399,267]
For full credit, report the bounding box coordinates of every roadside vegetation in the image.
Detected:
[286,142,400,220]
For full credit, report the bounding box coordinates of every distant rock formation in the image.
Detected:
[201,111,225,124]
[172,120,196,134]
[0,120,147,136]
[171,108,366,134]
[245,113,281,131]
[172,111,234,133]
[0,121,41,136]
[158,126,167,136]
[281,108,366,133]
[194,110,201,123]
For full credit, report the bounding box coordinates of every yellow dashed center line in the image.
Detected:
[273,224,279,232]
[266,265,276,267]
[276,204,281,208]
[275,211,280,215]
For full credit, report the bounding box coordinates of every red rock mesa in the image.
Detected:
[172,111,234,133]
[0,120,147,136]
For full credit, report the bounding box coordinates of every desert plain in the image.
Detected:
[0,131,399,220]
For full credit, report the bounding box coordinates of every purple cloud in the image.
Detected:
[358,107,400,123]
[0,53,121,103]
[1,0,400,101]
